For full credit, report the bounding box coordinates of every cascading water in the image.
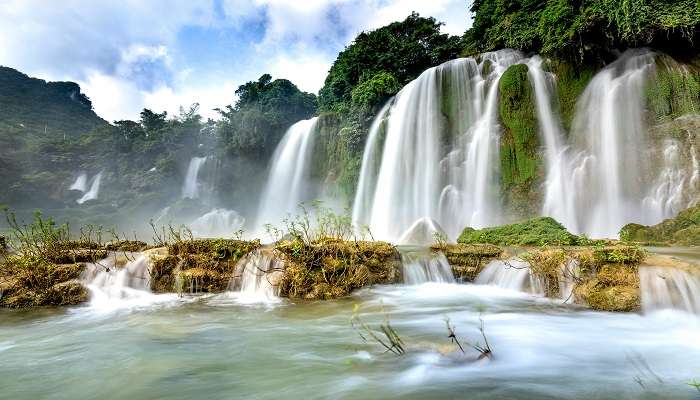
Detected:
[352,50,522,242]
[69,173,87,192]
[526,57,579,229]
[640,266,700,314]
[399,248,455,284]
[77,172,102,204]
[475,259,545,295]
[182,156,208,199]
[81,254,175,309]
[190,208,245,238]
[256,117,318,230]
[227,249,283,304]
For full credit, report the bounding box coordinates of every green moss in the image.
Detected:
[498,63,542,217]
[620,204,700,246]
[646,56,700,123]
[592,246,647,265]
[458,217,587,246]
[0,257,88,308]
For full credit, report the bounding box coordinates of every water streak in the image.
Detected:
[77,172,102,204]
[182,156,208,199]
[190,208,245,238]
[400,249,455,284]
[475,259,545,295]
[256,117,318,229]
[228,249,284,304]
[640,266,700,314]
[69,173,87,192]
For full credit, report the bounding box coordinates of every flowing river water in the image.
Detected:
[2,253,699,400]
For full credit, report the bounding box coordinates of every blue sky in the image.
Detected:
[0,0,470,121]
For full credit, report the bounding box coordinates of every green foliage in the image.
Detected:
[319,13,463,112]
[467,0,700,60]
[457,217,589,246]
[620,204,700,245]
[351,72,402,110]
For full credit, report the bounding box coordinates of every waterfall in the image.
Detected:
[640,266,700,314]
[228,249,283,304]
[256,117,318,229]
[352,50,522,243]
[475,259,545,295]
[560,51,655,237]
[182,156,208,199]
[190,208,246,238]
[642,141,700,219]
[69,173,87,192]
[527,57,579,230]
[81,254,170,309]
[77,172,102,204]
[399,249,455,284]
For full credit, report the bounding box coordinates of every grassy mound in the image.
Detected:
[620,204,700,246]
[150,239,261,293]
[276,238,401,300]
[458,217,592,246]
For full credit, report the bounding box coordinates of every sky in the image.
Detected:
[0,0,471,121]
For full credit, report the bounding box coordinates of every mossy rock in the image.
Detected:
[620,204,700,246]
[0,259,88,308]
[458,217,587,246]
[178,268,229,293]
[149,255,179,293]
[521,248,569,297]
[277,238,401,300]
[433,243,503,281]
[498,63,542,218]
[104,240,148,252]
[576,280,640,312]
[592,246,647,265]
[168,239,260,260]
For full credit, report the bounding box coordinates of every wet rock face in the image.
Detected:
[149,239,261,294]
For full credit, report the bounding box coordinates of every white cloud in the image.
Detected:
[0,0,472,121]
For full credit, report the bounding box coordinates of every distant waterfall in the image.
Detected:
[352,50,523,242]
[642,142,700,219]
[190,208,245,238]
[640,267,700,314]
[77,172,102,204]
[182,156,208,199]
[475,259,545,295]
[69,173,88,192]
[399,249,455,284]
[256,117,318,228]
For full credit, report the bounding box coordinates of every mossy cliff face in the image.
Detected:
[498,63,542,218]
[548,59,595,132]
[646,55,700,123]
[149,239,261,293]
[310,112,365,201]
[276,238,401,300]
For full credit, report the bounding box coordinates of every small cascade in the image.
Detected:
[81,254,160,307]
[642,141,700,220]
[558,259,579,303]
[640,266,700,314]
[399,249,455,284]
[69,173,88,192]
[527,57,579,229]
[190,208,245,238]
[475,259,545,295]
[256,117,319,229]
[182,156,208,199]
[77,172,102,204]
[228,249,284,304]
[352,50,522,242]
